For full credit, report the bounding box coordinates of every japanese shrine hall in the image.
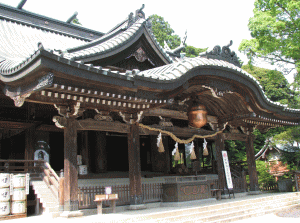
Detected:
[0,2,299,215]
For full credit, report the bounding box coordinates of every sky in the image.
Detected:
[0,0,294,82]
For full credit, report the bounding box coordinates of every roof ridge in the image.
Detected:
[0,3,104,41]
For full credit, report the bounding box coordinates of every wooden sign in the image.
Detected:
[95,195,106,201]
[108,194,118,199]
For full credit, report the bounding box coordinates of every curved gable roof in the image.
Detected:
[63,9,173,66]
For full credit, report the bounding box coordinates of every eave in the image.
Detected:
[1,51,299,127]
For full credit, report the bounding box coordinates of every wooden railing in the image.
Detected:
[260,184,278,191]
[0,159,60,199]
[0,159,44,173]
[78,183,163,209]
[42,162,60,198]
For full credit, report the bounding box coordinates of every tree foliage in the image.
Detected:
[242,64,299,108]
[148,14,207,58]
[256,160,277,188]
[183,45,207,58]
[148,14,181,49]
[239,0,300,78]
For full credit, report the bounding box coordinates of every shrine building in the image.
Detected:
[0,1,299,217]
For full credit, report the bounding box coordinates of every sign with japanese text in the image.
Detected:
[222,151,233,189]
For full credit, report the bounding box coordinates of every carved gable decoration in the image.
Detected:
[200,40,241,67]
[133,47,148,63]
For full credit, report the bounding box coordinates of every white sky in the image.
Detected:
[0,0,294,82]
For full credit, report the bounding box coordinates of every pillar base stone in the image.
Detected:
[60,210,84,218]
[127,204,146,210]
[247,190,261,195]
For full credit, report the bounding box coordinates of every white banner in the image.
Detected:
[222,151,233,189]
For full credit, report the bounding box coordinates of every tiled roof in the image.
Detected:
[137,57,300,113]
[0,13,173,74]
[0,18,86,72]
[64,17,173,63]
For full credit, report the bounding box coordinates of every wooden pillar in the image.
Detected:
[127,123,143,206]
[25,127,35,171]
[80,131,90,172]
[63,118,79,211]
[215,133,226,189]
[95,131,107,173]
[246,133,259,192]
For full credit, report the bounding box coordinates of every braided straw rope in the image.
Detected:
[138,122,228,144]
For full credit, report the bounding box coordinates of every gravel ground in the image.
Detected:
[275,205,300,218]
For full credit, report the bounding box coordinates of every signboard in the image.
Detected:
[26,173,30,195]
[105,186,112,195]
[10,174,13,195]
[222,151,233,189]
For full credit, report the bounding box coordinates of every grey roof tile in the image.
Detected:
[0,18,85,73]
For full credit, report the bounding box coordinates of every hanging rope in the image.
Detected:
[138,122,228,144]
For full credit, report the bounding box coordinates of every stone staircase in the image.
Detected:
[113,192,300,223]
[30,177,60,217]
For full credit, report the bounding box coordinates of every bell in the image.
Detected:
[188,102,207,128]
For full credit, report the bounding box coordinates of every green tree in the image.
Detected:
[256,160,277,189]
[148,14,207,57]
[183,45,207,58]
[242,64,299,108]
[239,0,300,79]
[243,64,299,151]
[148,14,181,49]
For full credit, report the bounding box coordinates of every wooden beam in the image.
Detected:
[95,131,107,172]
[36,124,63,132]
[143,108,218,123]
[0,120,34,129]
[140,124,218,139]
[25,127,35,171]
[77,119,130,133]
[128,124,143,206]
[223,133,247,141]
[80,131,90,173]
[246,134,259,192]
[215,133,226,190]
[76,119,219,139]
[63,118,79,211]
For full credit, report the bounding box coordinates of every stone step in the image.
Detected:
[31,178,59,215]
[126,193,300,223]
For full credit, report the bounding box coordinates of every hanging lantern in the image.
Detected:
[190,141,197,160]
[203,138,209,156]
[187,101,207,128]
[174,142,180,161]
[156,132,165,153]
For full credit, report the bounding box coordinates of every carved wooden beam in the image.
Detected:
[143,108,218,123]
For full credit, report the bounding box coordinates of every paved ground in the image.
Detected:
[2,193,300,222]
[3,208,300,223]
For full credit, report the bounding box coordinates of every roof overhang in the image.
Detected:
[1,52,299,128]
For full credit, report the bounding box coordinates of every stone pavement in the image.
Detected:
[3,192,300,223]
